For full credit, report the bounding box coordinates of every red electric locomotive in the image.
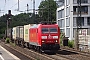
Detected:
[29,24,60,52]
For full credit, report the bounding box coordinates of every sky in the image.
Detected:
[0,0,42,16]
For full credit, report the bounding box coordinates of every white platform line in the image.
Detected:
[0,55,4,60]
[0,45,20,60]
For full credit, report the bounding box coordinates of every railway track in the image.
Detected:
[43,53,69,60]
[0,40,64,60]
[56,47,90,60]
[41,48,90,60]
[61,46,90,57]
[1,40,90,60]
[0,41,35,60]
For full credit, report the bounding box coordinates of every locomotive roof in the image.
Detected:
[30,24,58,28]
[30,24,39,28]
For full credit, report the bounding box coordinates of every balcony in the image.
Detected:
[73,12,88,15]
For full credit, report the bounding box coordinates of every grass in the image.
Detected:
[68,40,74,48]
[5,38,16,47]
[5,38,10,43]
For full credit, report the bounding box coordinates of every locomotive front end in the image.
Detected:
[41,24,60,52]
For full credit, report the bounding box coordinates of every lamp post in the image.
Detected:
[18,0,19,11]
[6,15,8,38]
[30,0,35,23]
[6,10,12,38]
[76,0,81,50]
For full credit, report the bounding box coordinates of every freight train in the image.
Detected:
[5,23,60,53]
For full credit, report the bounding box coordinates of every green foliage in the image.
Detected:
[0,34,4,38]
[38,0,57,22]
[0,13,40,34]
[60,32,65,46]
[11,13,34,27]
[60,32,74,48]
[68,40,74,48]
[5,38,10,43]
[0,15,7,34]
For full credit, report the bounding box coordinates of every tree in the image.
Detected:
[0,15,7,34]
[38,0,57,22]
[0,13,35,35]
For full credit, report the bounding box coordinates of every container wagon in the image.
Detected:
[24,24,31,47]
[13,26,24,46]
[12,27,16,41]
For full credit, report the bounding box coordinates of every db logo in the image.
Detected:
[48,34,52,39]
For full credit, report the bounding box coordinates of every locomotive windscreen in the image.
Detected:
[42,28,49,33]
[49,28,57,33]
[42,28,57,33]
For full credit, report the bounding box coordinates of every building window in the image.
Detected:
[73,17,84,27]
[73,17,76,27]
[66,7,70,16]
[66,18,70,27]
[62,19,65,27]
[66,0,70,5]
[66,28,70,37]
[87,17,90,25]
[58,9,64,19]
[73,0,77,3]
[81,6,88,14]
[56,0,64,7]
[58,20,62,28]
[73,28,76,37]
[77,17,84,26]
[58,19,65,28]
[73,6,88,15]
[74,0,88,3]
[77,0,88,3]
[73,6,77,14]
[83,0,88,3]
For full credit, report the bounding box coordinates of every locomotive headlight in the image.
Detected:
[42,40,45,43]
[55,40,58,43]
[42,36,47,39]
[53,36,58,39]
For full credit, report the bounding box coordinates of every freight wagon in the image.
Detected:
[12,26,24,46]
[24,24,31,47]
[12,27,16,41]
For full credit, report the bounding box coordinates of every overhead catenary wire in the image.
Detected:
[3,0,11,14]
[3,0,23,14]
[3,0,41,15]
[10,3,18,9]
[10,0,23,10]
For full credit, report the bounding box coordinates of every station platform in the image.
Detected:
[0,45,20,60]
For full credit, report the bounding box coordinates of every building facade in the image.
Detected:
[57,0,90,40]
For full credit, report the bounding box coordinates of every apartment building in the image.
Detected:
[57,0,90,40]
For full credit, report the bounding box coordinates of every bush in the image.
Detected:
[5,38,10,43]
[0,34,4,39]
[68,40,74,48]
[60,32,65,46]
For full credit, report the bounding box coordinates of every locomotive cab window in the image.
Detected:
[50,28,58,33]
[42,28,49,33]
